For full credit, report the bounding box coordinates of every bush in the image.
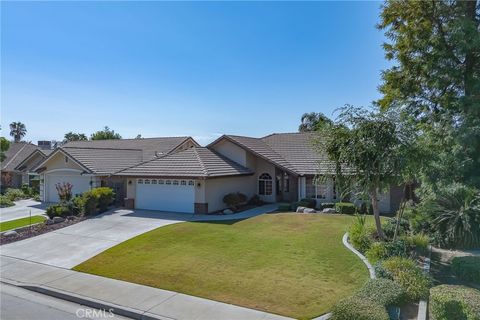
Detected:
[5,188,26,201]
[382,217,410,239]
[335,202,356,214]
[91,187,115,212]
[451,256,480,285]
[356,278,406,306]
[332,295,389,320]
[300,198,317,209]
[349,214,374,252]
[21,184,36,197]
[366,242,389,264]
[320,202,335,209]
[33,194,40,201]
[46,204,70,218]
[366,239,413,264]
[429,285,480,320]
[223,192,248,209]
[0,195,14,207]
[277,203,291,212]
[76,192,97,215]
[248,194,263,206]
[380,256,431,301]
[403,233,430,251]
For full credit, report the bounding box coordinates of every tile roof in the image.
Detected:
[63,137,195,159]
[60,147,144,175]
[1,142,44,172]
[116,147,253,178]
[208,132,342,176]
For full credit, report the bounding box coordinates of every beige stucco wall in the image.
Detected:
[210,140,248,167]
[43,151,85,171]
[204,175,255,212]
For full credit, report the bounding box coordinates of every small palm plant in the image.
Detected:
[424,184,480,249]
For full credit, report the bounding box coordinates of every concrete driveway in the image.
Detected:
[0,199,47,222]
[1,209,190,268]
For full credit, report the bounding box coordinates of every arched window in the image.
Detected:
[258,173,273,195]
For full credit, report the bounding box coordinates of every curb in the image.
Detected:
[0,278,172,320]
[342,232,376,279]
[417,245,432,320]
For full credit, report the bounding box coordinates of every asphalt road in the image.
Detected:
[0,283,130,320]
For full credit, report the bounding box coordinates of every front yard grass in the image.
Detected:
[74,213,370,319]
[0,215,46,232]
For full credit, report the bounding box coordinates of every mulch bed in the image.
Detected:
[0,216,86,245]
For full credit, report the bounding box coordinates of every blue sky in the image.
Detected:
[1,1,388,145]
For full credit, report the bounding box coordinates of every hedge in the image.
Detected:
[299,198,316,209]
[429,285,480,320]
[356,278,406,306]
[277,203,291,212]
[331,295,389,320]
[335,202,356,214]
[451,256,480,285]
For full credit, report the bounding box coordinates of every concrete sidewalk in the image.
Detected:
[0,256,290,320]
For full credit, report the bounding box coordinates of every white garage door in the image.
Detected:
[46,173,92,203]
[136,178,195,213]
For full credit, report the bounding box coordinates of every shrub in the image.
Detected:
[366,239,412,264]
[46,204,70,219]
[332,295,389,320]
[451,256,480,285]
[335,202,356,214]
[0,195,14,207]
[356,278,406,306]
[277,203,291,212]
[429,285,480,320]
[380,256,431,301]
[21,184,36,197]
[403,233,430,251]
[5,188,26,201]
[382,217,410,239]
[33,194,40,201]
[349,214,374,252]
[320,202,335,209]
[91,187,115,212]
[366,242,389,264]
[299,198,316,209]
[223,192,247,209]
[248,194,263,206]
[77,192,97,215]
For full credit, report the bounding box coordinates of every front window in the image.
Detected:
[258,173,272,195]
[306,177,327,199]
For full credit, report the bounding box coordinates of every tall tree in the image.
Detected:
[299,112,333,132]
[90,126,122,140]
[64,132,88,142]
[317,106,414,239]
[0,137,10,162]
[9,122,27,142]
[377,0,480,188]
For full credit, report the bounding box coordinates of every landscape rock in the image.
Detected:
[52,216,65,223]
[3,230,18,237]
[296,206,306,213]
[304,208,317,213]
[323,208,336,214]
[46,218,55,225]
[223,209,234,215]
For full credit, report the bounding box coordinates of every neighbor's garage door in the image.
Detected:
[46,172,91,203]
[135,178,195,213]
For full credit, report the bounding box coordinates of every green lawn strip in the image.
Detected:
[0,215,46,232]
[74,213,370,319]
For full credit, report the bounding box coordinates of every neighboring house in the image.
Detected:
[35,133,403,214]
[35,137,199,203]
[1,142,51,189]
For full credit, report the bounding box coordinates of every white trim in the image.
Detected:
[44,168,84,174]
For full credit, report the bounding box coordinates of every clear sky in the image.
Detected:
[1,1,389,145]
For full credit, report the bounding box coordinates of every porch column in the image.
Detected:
[298,176,306,199]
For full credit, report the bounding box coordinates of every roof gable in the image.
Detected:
[1,142,43,172]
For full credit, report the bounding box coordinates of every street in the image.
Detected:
[0,283,129,320]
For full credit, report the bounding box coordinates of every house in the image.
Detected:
[35,133,403,214]
[34,137,199,203]
[1,142,52,189]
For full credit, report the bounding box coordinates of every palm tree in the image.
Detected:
[9,122,27,142]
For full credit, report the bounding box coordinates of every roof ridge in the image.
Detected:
[192,147,209,176]
[62,146,143,151]
[66,136,190,143]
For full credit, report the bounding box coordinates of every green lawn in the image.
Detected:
[74,213,370,319]
[0,215,46,232]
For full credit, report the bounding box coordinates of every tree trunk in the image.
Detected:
[370,189,385,240]
[393,184,408,241]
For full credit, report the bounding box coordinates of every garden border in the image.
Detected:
[342,232,376,279]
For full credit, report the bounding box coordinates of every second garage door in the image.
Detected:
[135,178,195,213]
[45,172,92,203]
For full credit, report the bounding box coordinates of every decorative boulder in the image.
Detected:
[304,208,317,214]
[223,209,234,215]
[323,208,336,214]
[3,230,18,237]
[296,206,306,213]
[46,218,55,225]
[52,216,65,224]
